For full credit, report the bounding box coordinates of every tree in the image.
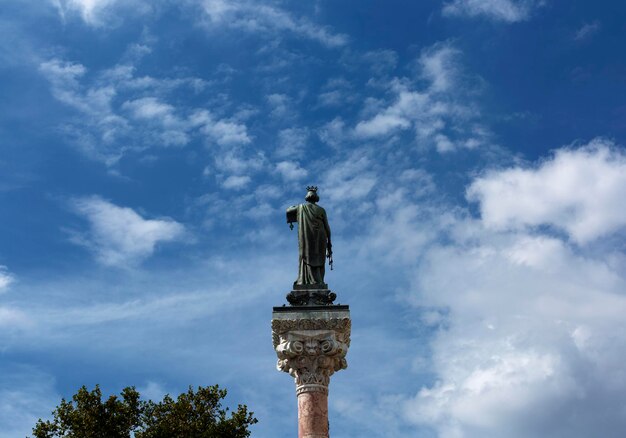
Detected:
[32,385,257,438]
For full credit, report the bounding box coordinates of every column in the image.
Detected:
[272,307,351,438]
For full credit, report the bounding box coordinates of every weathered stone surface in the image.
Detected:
[272,309,351,395]
[272,307,350,438]
[298,391,329,438]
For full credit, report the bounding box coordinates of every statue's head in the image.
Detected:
[305,186,319,203]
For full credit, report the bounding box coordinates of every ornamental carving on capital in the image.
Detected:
[272,318,351,394]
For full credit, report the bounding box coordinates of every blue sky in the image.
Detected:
[2,0,626,437]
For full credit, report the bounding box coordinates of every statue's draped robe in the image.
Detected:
[292,202,331,287]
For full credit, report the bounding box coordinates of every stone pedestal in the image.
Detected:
[272,306,351,438]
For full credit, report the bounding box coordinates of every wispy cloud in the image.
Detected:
[323,153,378,205]
[51,0,153,27]
[361,49,398,75]
[199,0,348,48]
[122,96,190,146]
[51,0,348,49]
[190,110,251,147]
[442,0,540,23]
[221,174,252,190]
[275,161,308,181]
[39,58,118,116]
[318,117,347,149]
[0,266,14,293]
[353,42,489,153]
[275,127,309,159]
[574,20,601,41]
[418,44,462,92]
[39,54,250,165]
[266,93,294,120]
[39,57,132,165]
[69,196,186,267]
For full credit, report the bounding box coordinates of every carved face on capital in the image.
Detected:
[304,339,318,355]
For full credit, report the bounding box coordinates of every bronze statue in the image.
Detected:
[286,186,333,289]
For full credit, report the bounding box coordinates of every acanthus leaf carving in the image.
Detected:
[272,317,351,395]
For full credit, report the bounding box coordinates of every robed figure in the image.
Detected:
[287,187,332,288]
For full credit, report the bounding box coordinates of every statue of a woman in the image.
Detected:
[286,187,332,289]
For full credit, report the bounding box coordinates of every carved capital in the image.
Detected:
[272,313,351,395]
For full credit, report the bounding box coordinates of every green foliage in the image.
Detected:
[137,386,256,438]
[31,385,257,438]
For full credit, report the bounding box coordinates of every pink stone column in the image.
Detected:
[297,390,329,438]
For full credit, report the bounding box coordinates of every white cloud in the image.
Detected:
[199,0,348,48]
[121,101,251,148]
[40,56,250,162]
[404,227,626,437]
[70,196,185,266]
[467,139,626,244]
[434,133,455,153]
[53,0,347,46]
[204,119,251,146]
[214,151,265,175]
[59,0,115,24]
[190,110,251,146]
[0,266,14,293]
[221,175,251,190]
[318,117,347,148]
[122,97,191,146]
[123,96,175,119]
[419,43,461,93]
[276,127,309,158]
[52,0,152,27]
[39,59,117,118]
[39,58,130,164]
[353,42,488,153]
[323,153,377,205]
[275,161,308,181]
[38,59,85,98]
[355,108,413,137]
[396,142,626,437]
[442,0,538,23]
[103,63,208,94]
[266,93,292,119]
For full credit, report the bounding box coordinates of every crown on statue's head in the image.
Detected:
[306,186,318,192]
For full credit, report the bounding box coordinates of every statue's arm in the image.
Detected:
[323,210,331,243]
